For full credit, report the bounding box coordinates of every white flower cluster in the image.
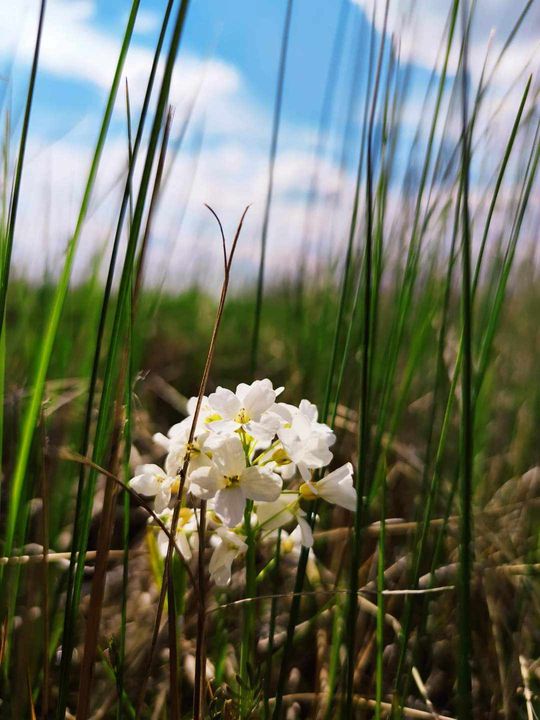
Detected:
[130,380,356,586]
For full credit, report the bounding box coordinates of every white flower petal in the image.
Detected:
[209,528,247,586]
[256,495,294,531]
[212,564,233,587]
[317,463,357,511]
[245,420,276,445]
[270,402,295,425]
[157,530,170,557]
[177,531,192,560]
[214,487,246,527]
[299,399,318,422]
[167,421,188,438]
[242,466,282,502]
[165,446,187,477]
[235,383,251,403]
[208,419,240,435]
[213,434,246,477]
[135,463,164,477]
[209,545,233,583]
[152,432,170,451]
[189,466,221,498]
[297,516,314,548]
[154,486,172,514]
[298,462,311,483]
[129,469,161,496]
[216,525,247,549]
[279,462,296,480]
[277,426,297,450]
[291,413,313,440]
[321,462,353,485]
[208,387,242,419]
[186,396,200,416]
[241,380,276,419]
[334,485,357,512]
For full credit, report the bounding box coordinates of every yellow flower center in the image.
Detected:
[206,412,222,423]
[271,447,290,465]
[234,408,251,424]
[186,441,200,456]
[282,538,295,554]
[170,476,181,494]
[224,474,241,488]
[178,507,193,527]
[299,482,317,501]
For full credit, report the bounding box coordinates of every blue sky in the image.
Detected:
[1,0,538,284]
[6,1,361,144]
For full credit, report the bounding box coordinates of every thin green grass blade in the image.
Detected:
[475,118,540,401]
[273,12,379,718]
[0,0,46,334]
[326,9,378,425]
[251,0,294,375]
[57,5,191,715]
[472,76,532,293]
[344,4,389,714]
[371,0,459,464]
[375,461,387,720]
[2,0,141,573]
[457,5,473,711]
[116,84,136,720]
[391,60,532,720]
[56,3,177,710]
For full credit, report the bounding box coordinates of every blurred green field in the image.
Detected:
[2,254,539,717]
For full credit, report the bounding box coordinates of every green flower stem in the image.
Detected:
[240,500,257,717]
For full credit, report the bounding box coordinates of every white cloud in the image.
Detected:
[1,1,108,88]
[0,0,241,118]
[351,0,540,88]
[351,0,539,193]
[3,0,538,291]
[1,1,356,288]
[134,9,161,35]
[11,125,354,289]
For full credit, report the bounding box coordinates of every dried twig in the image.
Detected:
[135,205,250,719]
[266,693,456,720]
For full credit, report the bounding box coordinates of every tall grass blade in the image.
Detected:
[457,3,473,716]
[250,0,294,375]
[57,3,196,714]
[273,12,378,719]
[2,0,141,566]
[344,3,389,715]
[0,0,46,334]
[1,4,141,666]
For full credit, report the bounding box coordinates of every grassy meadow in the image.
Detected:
[1,0,540,718]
